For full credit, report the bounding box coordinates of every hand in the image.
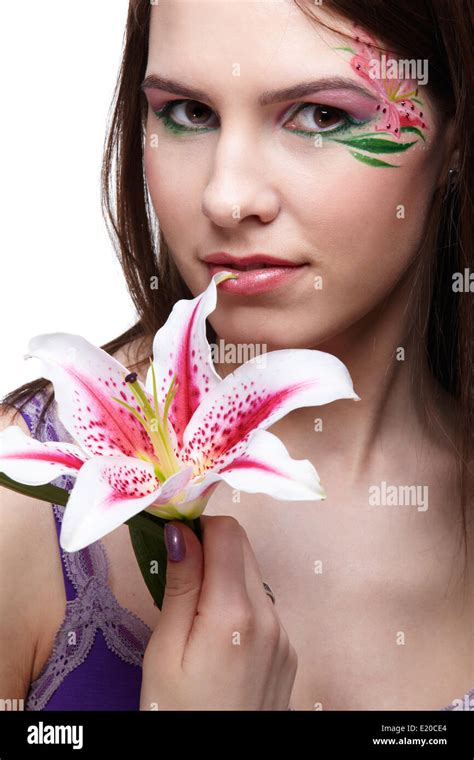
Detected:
[139,515,297,710]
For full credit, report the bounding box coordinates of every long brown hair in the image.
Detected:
[3,0,473,553]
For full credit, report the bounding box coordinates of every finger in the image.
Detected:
[197,515,250,613]
[157,520,204,657]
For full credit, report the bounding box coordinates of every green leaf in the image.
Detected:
[349,151,399,168]
[400,125,426,141]
[411,97,423,105]
[128,518,168,610]
[126,512,202,609]
[329,135,417,153]
[0,473,70,506]
[333,46,356,53]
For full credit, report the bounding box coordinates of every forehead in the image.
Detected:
[146,0,360,91]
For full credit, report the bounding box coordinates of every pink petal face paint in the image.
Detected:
[329,24,430,167]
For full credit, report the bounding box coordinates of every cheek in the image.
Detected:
[297,144,439,297]
[144,126,199,231]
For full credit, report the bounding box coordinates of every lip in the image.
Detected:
[204,252,303,268]
[204,261,308,295]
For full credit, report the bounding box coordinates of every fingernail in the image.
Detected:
[164,522,186,562]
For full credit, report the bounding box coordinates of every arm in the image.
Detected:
[0,405,60,708]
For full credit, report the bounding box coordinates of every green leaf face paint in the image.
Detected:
[330,25,429,167]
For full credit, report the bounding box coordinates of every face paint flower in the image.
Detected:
[0,272,359,552]
[349,30,428,139]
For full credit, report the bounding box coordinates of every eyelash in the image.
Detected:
[152,99,365,138]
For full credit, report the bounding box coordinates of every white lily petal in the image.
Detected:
[0,425,88,484]
[167,478,221,519]
[174,428,325,516]
[182,348,359,472]
[214,428,325,500]
[27,333,157,459]
[60,456,193,552]
[147,272,232,449]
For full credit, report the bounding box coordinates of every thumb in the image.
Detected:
[157,520,204,651]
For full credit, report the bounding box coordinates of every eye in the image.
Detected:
[154,99,219,131]
[283,103,348,134]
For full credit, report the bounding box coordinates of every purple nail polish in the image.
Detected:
[165,523,186,562]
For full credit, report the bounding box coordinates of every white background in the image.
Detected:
[0,0,137,397]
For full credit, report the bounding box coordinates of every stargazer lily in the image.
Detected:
[0,271,359,552]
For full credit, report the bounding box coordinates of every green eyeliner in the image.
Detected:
[154,101,374,140]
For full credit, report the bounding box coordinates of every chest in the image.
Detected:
[99,495,474,711]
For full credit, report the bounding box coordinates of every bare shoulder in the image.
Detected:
[0,403,66,703]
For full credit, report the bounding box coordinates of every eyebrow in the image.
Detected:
[140,74,378,105]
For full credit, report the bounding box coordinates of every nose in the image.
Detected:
[201,129,280,227]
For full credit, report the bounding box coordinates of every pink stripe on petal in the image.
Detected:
[169,300,204,444]
[3,448,85,469]
[147,274,224,449]
[219,457,285,476]
[27,334,157,460]
[212,429,325,501]
[0,425,88,485]
[66,365,156,458]
[183,348,358,473]
[184,380,308,469]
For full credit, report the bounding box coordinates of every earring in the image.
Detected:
[447,167,459,188]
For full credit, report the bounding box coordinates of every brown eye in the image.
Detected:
[182,101,215,125]
[313,106,343,128]
[284,103,346,134]
[158,99,219,129]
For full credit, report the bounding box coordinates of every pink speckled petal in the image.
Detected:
[175,429,325,513]
[26,333,156,460]
[60,456,194,552]
[374,101,401,137]
[146,272,229,449]
[215,429,325,500]
[181,348,359,472]
[350,52,375,85]
[0,424,87,484]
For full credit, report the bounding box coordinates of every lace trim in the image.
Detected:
[14,391,152,710]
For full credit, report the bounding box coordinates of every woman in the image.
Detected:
[1,0,472,711]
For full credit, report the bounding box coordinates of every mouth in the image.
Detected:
[203,252,305,268]
[219,262,280,271]
[202,254,309,295]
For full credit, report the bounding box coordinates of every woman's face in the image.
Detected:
[142,0,451,352]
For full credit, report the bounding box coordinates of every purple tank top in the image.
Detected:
[15,391,152,711]
[10,390,474,711]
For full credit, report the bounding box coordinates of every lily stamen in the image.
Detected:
[117,370,182,480]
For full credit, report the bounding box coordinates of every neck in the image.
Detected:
[214,273,458,486]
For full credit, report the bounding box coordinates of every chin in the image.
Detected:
[207,314,320,354]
